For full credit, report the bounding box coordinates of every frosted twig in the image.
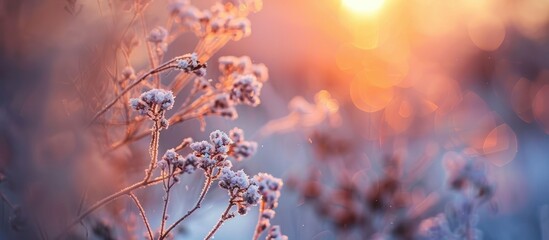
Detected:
[128,192,154,240]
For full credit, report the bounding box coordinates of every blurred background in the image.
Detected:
[1,0,549,239]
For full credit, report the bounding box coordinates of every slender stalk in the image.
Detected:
[251,200,266,240]
[128,193,154,240]
[204,201,235,240]
[88,60,175,126]
[159,167,174,236]
[161,170,214,239]
[54,171,180,240]
[144,119,161,182]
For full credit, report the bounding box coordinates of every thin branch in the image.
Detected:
[204,199,235,240]
[128,193,154,240]
[144,119,161,182]
[161,170,214,239]
[55,171,181,240]
[88,60,176,126]
[251,200,266,240]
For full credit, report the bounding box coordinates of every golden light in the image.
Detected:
[342,0,384,15]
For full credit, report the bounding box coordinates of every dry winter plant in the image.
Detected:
[0,0,288,239]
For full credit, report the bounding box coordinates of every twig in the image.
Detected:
[128,192,153,240]
[251,200,266,240]
[204,198,236,240]
[88,60,176,126]
[161,170,214,239]
[55,171,181,240]
[144,119,161,182]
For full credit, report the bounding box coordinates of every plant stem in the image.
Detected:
[128,192,154,240]
[159,167,174,237]
[251,200,266,240]
[54,171,180,240]
[88,60,175,126]
[161,170,214,239]
[204,201,235,240]
[144,119,161,182]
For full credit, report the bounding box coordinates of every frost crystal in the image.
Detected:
[230,74,263,106]
[176,53,207,77]
[148,26,168,43]
[210,130,232,154]
[129,89,175,116]
[254,173,283,209]
[266,225,288,240]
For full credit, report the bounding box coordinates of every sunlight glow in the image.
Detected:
[342,0,384,15]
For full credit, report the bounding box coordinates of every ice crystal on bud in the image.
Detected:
[418,214,454,240]
[266,225,288,240]
[228,127,257,161]
[190,141,213,156]
[230,74,263,106]
[255,173,283,209]
[175,53,207,77]
[252,63,269,82]
[163,149,179,164]
[219,168,250,189]
[157,159,168,170]
[129,89,175,116]
[210,130,232,154]
[121,66,136,80]
[244,184,261,205]
[168,0,190,15]
[148,26,168,43]
[182,154,199,174]
[227,17,251,40]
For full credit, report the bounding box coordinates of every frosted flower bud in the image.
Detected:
[176,53,207,77]
[163,149,179,164]
[160,118,170,129]
[219,167,236,189]
[157,160,168,170]
[193,78,212,92]
[210,130,232,154]
[237,56,253,73]
[233,170,250,189]
[254,173,283,209]
[209,17,226,33]
[418,214,453,240]
[179,5,202,22]
[229,127,245,143]
[230,74,263,106]
[182,154,199,174]
[232,141,257,161]
[227,17,251,40]
[190,141,213,156]
[262,209,276,219]
[266,226,288,240]
[199,157,216,170]
[148,26,168,43]
[121,66,136,80]
[129,98,149,115]
[168,0,190,15]
[237,204,249,215]
[132,89,175,114]
[219,56,239,74]
[252,63,269,82]
[193,67,207,77]
[244,184,261,205]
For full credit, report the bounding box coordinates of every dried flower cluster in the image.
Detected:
[0,0,288,239]
[418,153,494,240]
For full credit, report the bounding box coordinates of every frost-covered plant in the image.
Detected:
[419,154,494,240]
[0,0,286,239]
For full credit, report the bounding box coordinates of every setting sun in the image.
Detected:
[342,0,385,14]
